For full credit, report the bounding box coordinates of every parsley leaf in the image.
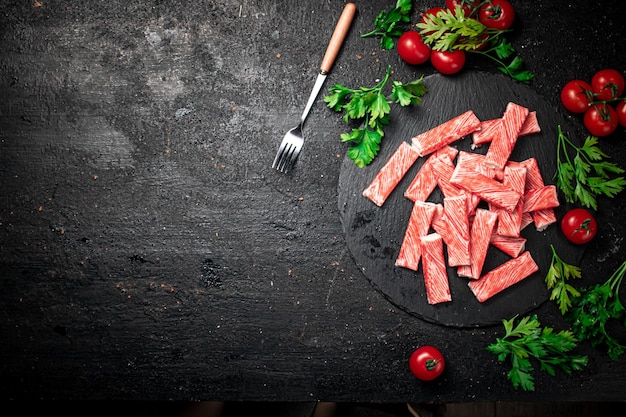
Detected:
[391,79,427,106]
[343,127,384,169]
[566,261,626,361]
[483,39,534,83]
[486,315,588,391]
[324,66,427,168]
[417,6,489,52]
[360,0,412,50]
[554,125,626,210]
[545,244,582,315]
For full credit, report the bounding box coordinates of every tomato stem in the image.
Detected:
[426,358,440,370]
[573,218,593,234]
[589,96,626,107]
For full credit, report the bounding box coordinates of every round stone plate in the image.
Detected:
[338,71,584,328]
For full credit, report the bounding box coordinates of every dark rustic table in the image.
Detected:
[1,0,626,403]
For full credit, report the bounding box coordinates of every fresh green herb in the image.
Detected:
[567,261,626,361]
[416,6,533,83]
[547,248,626,360]
[360,0,412,50]
[324,65,427,168]
[545,244,582,315]
[486,315,588,392]
[417,6,493,52]
[472,38,534,83]
[554,125,626,210]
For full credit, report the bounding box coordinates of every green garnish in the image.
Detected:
[360,0,412,50]
[417,5,494,52]
[416,6,533,83]
[472,38,534,83]
[486,315,588,392]
[324,65,427,168]
[545,244,582,315]
[567,261,626,361]
[554,125,626,210]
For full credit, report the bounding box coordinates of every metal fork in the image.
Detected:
[271,124,304,174]
[272,3,356,173]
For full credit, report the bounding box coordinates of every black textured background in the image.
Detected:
[1,0,625,402]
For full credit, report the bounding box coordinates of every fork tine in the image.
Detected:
[279,143,300,173]
[272,141,288,170]
[280,145,297,173]
[274,143,294,172]
[273,126,303,172]
[285,144,301,172]
[279,148,294,172]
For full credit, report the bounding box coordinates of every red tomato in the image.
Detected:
[583,103,618,136]
[616,100,626,127]
[560,80,593,113]
[430,50,465,75]
[479,0,515,30]
[421,6,445,22]
[446,0,480,16]
[409,345,445,381]
[561,208,598,245]
[397,31,431,65]
[591,68,625,101]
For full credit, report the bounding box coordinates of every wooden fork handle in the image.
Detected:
[319,3,356,74]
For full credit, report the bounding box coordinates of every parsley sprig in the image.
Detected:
[486,315,588,392]
[471,38,533,83]
[360,0,412,50]
[567,261,626,361]
[545,244,582,315]
[545,246,626,360]
[324,66,427,168]
[416,6,533,83]
[554,125,626,210]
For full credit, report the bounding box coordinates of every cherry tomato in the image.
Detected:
[409,345,445,381]
[560,80,593,113]
[422,6,445,22]
[583,103,618,136]
[446,0,480,16]
[430,49,465,75]
[616,100,626,127]
[561,208,598,245]
[479,0,515,30]
[397,31,431,65]
[591,68,625,101]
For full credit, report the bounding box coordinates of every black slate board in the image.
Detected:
[338,71,585,328]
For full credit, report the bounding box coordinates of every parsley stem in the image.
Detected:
[607,261,626,300]
[549,244,562,270]
[469,48,519,81]
[556,125,573,166]
[557,125,600,169]
[374,65,392,91]
[360,29,383,38]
